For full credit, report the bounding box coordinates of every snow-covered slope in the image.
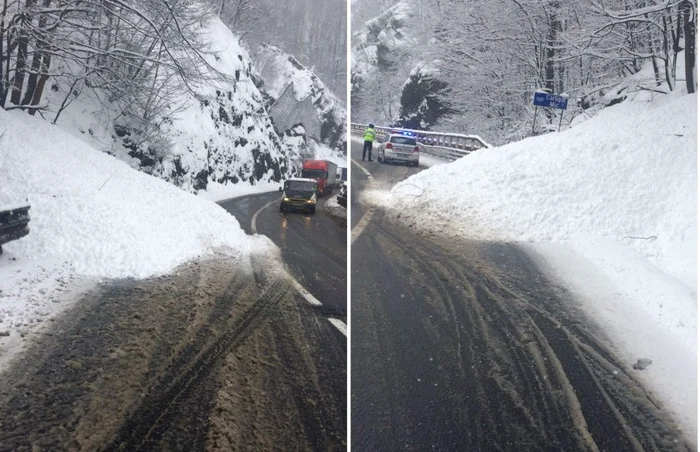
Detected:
[0,108,268,278]
[351,1,413,84]
[371,90,697,438]
[0,105,274,369]
[351,2,451,128]
[47,18,299,195]
[390,93,696,291]
[255,43,346,155]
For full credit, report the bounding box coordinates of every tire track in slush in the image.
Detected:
[103,278,290,451]
[359,214,691,451]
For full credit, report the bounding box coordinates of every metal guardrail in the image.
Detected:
[0,204,30,253]
[350,123,491,161]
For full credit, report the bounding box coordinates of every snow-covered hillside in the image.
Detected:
[351,2,451,129]
[256,43,347,155]
[371,90,697,437]
[351,1,413,83]
[46,18,306,195]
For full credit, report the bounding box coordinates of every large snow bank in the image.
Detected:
[375,92,697,438]
[390,93,696,290]
[0,108,266,279]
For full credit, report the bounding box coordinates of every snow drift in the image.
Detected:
[390,93,696,291]
[0,107,267,279]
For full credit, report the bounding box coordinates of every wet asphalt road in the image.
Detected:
[0,188,347,451]
[0,253,346,451]
[350,140,693,451]
[220,191,347,318]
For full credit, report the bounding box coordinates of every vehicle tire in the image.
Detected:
[309,206,316,214]
[279,204,285,212]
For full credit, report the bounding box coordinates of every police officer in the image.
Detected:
[362,123,376,161]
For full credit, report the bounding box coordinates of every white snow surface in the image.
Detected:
[198,181,281,203]
[0,108,267,280]
[311,141,348,168]
[388,93,696,290]
[369,92,697,438]
[0,107,277,370]
[46,17,295,194]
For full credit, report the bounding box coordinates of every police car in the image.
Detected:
[377,131,420,167]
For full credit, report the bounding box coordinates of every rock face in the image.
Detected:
[102,18,300,194]
[44,18,341,194]
[269,83,322,141]
[255,43,347,155]
[351,2,451,130]
[396,63,452,130]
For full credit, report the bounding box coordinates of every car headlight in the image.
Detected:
[307,199,316,204]
[283,197,290,202]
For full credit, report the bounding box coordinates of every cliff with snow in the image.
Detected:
[43,18,324,194]
[255,43,347,156]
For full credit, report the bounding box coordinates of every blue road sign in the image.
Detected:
[533,91,568,109]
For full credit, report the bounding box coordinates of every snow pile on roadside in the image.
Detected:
[0,106,276,370]
[324,191,347,222]
[0,108,268,279]
[389,93,696,290]
[375,91,697,438]
[198,181,281,203]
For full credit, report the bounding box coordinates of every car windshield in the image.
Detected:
[390,136,416,145]
[302,169,326,179]
[285,180,316,192]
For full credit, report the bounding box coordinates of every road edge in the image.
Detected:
[250,196,348,336]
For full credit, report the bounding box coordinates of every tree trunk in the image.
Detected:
[1,29,12,107]
[22,0,51,106]
[683,0,696,93]
[0,0,8,107]
[10,0,37,106]
[544,2,559,92]
[662,14,674,91]
[28,50,50,115]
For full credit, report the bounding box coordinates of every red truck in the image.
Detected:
[301,160,338,196]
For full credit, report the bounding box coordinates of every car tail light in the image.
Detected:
[413,146,420,153]
[385,143,393,149]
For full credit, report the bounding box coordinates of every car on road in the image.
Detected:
[337,183,347,208]
[378,132,420,167]
[279,178,318,214]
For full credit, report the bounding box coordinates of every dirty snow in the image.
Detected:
[368,91,697,439]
